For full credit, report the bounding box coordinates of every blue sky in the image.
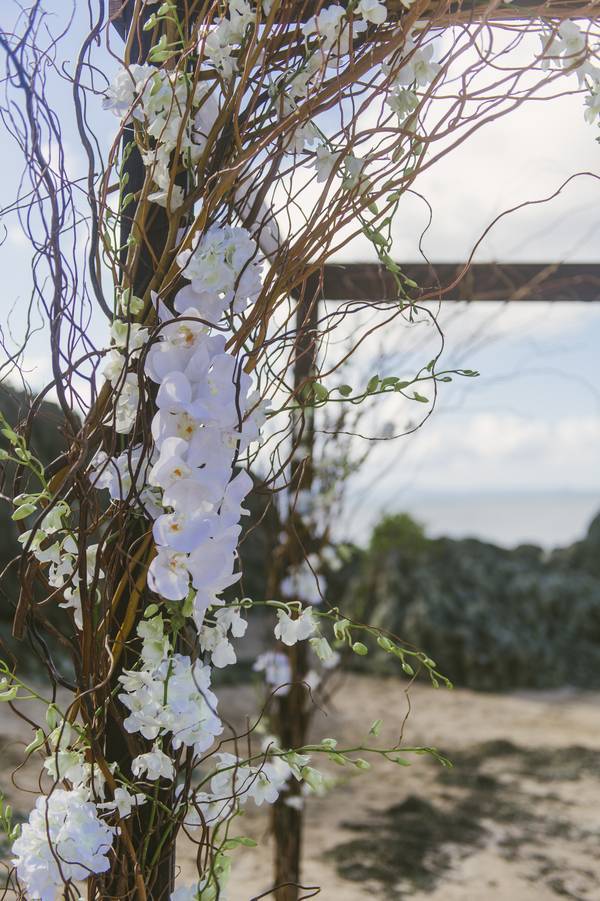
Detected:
[1,1,600,548]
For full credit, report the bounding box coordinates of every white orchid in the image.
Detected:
[13,789,116,900]
[132,746,175,781]
[148,548,191,600]
[253,651,292,693]
[356,0,387,25]
[274,607,317,646]
[314,144,341,183]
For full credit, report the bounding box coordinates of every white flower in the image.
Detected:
[184,792,234,830]
[253,651,292,694]
[110,320,149,353]
[309,636,337,665]
[301,4,345,49]
[301,765,327,794]
[148,183,185,211]
[103,64,155,119]
[132,746,175,781]
[13,789,116,900]
[302,4,367,58]
[395,37,441,87]
[209,753,289,809]
[43,750,88,787]
[90,446,146,502]
[149,437,192,490]
[137,614,171,667]
[387,87,418,120]
[274,607,317,646]
[148,548,190,600]
[585,86,600,122]
[114,372,140,434]
[280,558,325,605]
[343,153,365,189]
[153,509,214,554]
[118,633,223,755]
[245,761,290,806]
[102,349,126,385]
[356,0,387,25]
[175,225,262,322]
[216,606,247,638]
[98,787,146,819]
[187,525,242,593]
[202,23,238,79]
[314,145,341,183]
[211,635,237,668]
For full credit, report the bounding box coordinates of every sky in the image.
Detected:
[1,1,599,550]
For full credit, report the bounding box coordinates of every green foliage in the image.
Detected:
[340,512,600,690]
[369,513,428,559]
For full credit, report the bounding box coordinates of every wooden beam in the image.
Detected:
[109,0,600,31]
[320,262,600,302]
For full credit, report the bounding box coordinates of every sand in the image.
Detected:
[2,676,600,900]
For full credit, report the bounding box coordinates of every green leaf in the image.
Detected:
[369,718,383,737]
[366,375,380,393]
[412,392,429,403]
[338,384,353,397]
[352,641,368,656]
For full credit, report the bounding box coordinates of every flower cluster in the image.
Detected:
[200,0,255,79]
[104,64,219,210]
[118,615,223,757]
[539,21,600,126]
[273,2,390,170]
[385,30,441,124]
[18,502,103,630]
[101,320,149,434]
[143,225,264,635]
[12,789,116,901]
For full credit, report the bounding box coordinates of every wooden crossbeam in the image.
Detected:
[320,262,600,301]
[109,0,600,30]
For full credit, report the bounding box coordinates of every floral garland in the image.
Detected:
[7,2,600,899]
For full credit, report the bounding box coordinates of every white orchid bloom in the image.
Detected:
[356,0,388,25]
[274,607,317,646]
[153,509,214,554]
[132,746,175,781]
[148,548,190,600]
